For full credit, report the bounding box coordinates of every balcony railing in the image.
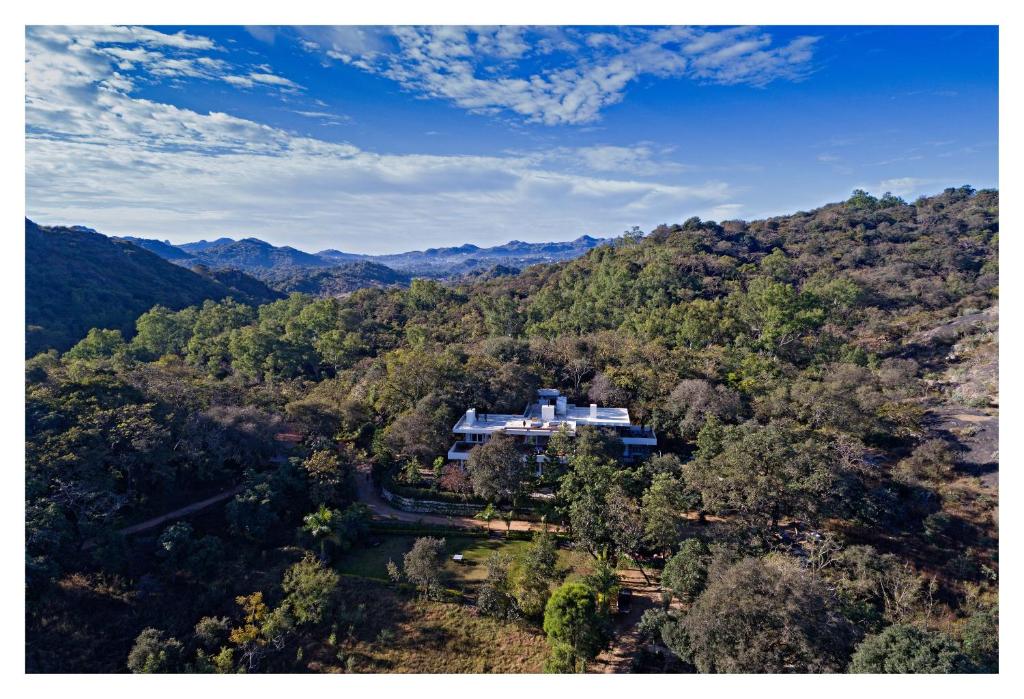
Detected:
[447,441,476,460]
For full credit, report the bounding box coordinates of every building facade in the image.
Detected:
[447,388,657,469]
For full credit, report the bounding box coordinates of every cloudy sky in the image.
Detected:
[25,25,998,254]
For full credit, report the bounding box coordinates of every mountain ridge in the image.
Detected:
[118,231,610,277]
[25,220,282,356]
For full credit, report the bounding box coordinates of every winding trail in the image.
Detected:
[118,486,243,536]
[592,569,666,673]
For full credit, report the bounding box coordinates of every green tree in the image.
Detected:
[127,628,183,673]
[675,556,854,673]
[662,538,710,602]
[685,420,839,539]
[227,483,280,541]
[403,536,446,598]
[185,298,255,373]
[729,277,824,358]
[960,606,998,673]
[480,294,525,337]
[282,553,339,626]
[583,559,620,616]
[545,424,575,465]
[466,433,531,505]
[156,521,194,570]
[515,530,559,618]
[542,582,608,673]
[301,449,355,507]
[193,616,231,651]
[475,502,498,530]
[383,394,452,464]
[606,485,651,583]
[386,559,402,584]
[894,439,958,483]
[303,504,341,561]
[847,188,879,210]
[849,624,970,673]
[66,328,126,361]
[642,472,690,553]
[558,446,617,558]
[477,553,518,621]
[131,305,196,360]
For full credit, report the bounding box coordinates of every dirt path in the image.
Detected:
[355,464,561,533]
[592,568,664,673]
[118,486,243,536]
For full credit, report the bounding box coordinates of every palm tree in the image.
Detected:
[475,502,498,531]
[303,504,339,560]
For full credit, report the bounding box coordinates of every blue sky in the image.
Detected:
[25,25,997,254]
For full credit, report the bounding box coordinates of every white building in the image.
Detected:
[447,388,657,467]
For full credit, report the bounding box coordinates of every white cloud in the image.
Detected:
[292,110,351,126]
[875,177,936,196]
[224,72,303,90]
[26,25,746,253]
[306,26,821,126]
[575,144,684,175]
[518,143,690,177]
[27,128,737,252]
[26,25,302,103]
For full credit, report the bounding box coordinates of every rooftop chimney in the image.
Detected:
[590,403,598,418]
[556,396,568,416]
[541,404,555,421]
[466,408,477,425]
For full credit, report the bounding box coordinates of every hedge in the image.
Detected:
[368,522,539,541]
[380,468,558,522]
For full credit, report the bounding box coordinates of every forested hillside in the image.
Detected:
[186,238,330,272]
[262,261,412,296]
[25,188,998,674]
[25,221,281,356]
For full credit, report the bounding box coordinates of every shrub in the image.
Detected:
[849,624,971,673]
[127,628,183,673]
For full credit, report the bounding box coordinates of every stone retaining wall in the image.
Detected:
[380,486,484,516]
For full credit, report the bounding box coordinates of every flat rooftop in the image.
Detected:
[526,402,631,426]
[453,404,633,434]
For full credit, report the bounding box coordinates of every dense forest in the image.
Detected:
[25,187,998,673]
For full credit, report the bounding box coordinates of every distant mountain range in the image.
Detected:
[27,221,282,356]
[118,233,607,277]
[28,224,607,355]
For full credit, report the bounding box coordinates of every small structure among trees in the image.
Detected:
[447,388,657,473]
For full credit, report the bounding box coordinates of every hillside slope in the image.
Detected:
[116,236,196,262]
[189,238,329,272]
[263,261,411,296]
[25,220,278,355]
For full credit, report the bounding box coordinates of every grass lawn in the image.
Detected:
[356,600,548,673]
[336,534,594,589]
[305,577,549,673]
